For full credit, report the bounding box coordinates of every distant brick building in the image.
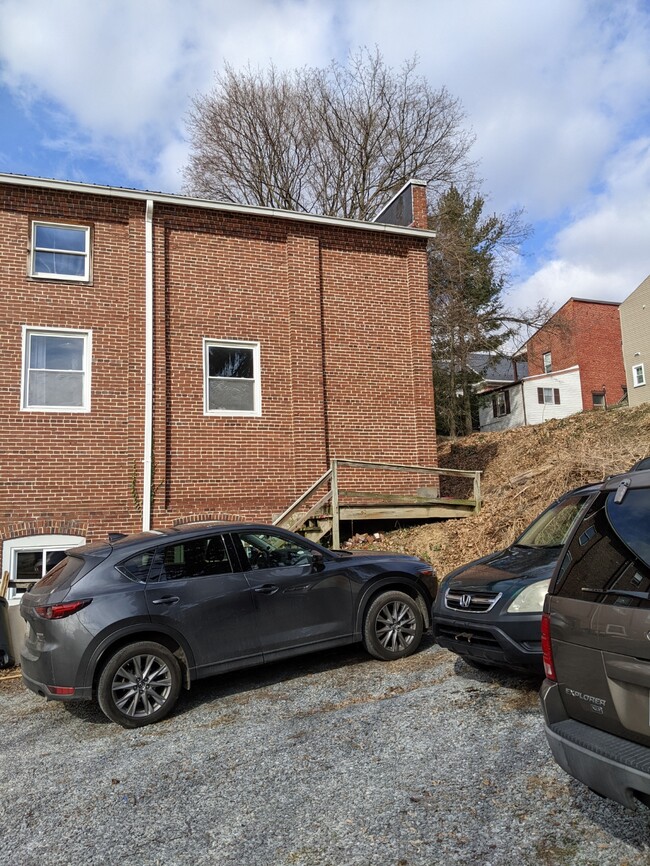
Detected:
[479,298,625,432]
[0,174,436,596]
[527,298,626,410]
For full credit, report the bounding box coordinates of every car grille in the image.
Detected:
[444,589,501,613]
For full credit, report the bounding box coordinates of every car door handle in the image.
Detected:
[254,584,279,595]
[151,596,180,605]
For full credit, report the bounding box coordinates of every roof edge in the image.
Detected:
[0,172,436,239]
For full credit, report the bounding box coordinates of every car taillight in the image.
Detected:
[49,686,75,695]
[35,599,92,620]
[541,611,556,681]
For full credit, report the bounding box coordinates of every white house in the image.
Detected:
[478,366,583,432]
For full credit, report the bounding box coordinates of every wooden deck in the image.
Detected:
[274,459,482,545]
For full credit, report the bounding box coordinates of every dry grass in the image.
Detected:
[356,403,650,578]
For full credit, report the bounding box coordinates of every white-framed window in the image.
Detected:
[22,326,92,412]
[538,386,560,405]
[2,534,86,601]
[492,390,511,418]
[543,352,552,373]
[204,339,261,416]
[633,364,646,387]
[31,221,90,280]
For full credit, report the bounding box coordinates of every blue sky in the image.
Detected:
[1,0,650,314]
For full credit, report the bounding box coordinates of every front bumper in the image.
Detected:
[431,610,543,673]
[541,679,650,809]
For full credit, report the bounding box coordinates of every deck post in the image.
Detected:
[331,458,340,549]
[473,471,481,514]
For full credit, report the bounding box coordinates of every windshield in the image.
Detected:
[517,494,589,549]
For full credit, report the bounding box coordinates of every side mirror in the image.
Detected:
[311,551,325,572]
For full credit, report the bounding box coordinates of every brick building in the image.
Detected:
[0,174,436,598]
[479,297,625,432]
[527,298,626,410]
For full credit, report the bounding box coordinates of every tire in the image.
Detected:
[97,641,182,728]
[363,590,424,660]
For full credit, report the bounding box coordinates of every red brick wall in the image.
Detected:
[1,182,437,544]
[527,299,625,409]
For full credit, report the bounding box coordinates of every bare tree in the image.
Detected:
[183,49,475,219]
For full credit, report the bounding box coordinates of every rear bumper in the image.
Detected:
[21,662,92,702]
[431,611,543,673]
[541,679,650,809]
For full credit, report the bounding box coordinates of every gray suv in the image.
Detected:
[20,522,436,728]
[541,468,650,809]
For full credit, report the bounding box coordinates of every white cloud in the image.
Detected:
[509,137,650,310]
[1,0,650,316]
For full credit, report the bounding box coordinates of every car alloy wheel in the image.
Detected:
[97,641,182,728]
[363,590,423,660]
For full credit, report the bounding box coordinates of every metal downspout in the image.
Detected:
[142,200,154,531]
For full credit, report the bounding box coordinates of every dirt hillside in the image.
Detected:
[351,403,650,578]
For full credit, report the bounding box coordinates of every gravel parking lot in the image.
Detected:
[1,638,649,866]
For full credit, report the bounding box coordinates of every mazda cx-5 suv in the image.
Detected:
[20,522,436,728]
[541,468,650,808]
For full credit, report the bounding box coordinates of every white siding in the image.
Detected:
[478,384,526,432]
[620,274,650,407]
[522,367,583,425]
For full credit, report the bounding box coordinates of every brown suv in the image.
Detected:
[540,468,650,809]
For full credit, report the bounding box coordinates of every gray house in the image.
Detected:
[620,274,650,407]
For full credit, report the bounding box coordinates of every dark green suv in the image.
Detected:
[541,468,650,809]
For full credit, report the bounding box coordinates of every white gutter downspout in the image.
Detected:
[142,200,154,531]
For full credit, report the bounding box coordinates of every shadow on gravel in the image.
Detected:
[566,784,650,849]
[452,654,543,689]
[63,635,438,726]
[179,636,437,719]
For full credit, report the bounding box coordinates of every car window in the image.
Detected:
[606,487,650,567]
[517,494,589,548]
[117,550,157,582]
[237,531,316,570]
[553,492,650,607]
[153,535,234,581]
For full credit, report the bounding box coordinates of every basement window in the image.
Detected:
[31,222,90,280]
[204,339,261,416]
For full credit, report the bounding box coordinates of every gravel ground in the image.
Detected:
[1,638,649,866]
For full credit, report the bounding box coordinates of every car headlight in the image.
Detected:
[506,579,551,614]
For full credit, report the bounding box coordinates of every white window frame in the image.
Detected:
[21,326,92,413]
[543,352,552,373]
[2,534,86,602]
[30,221,91,281]
[542,387,554,404]
[633,363,646,387]
[203,338,261,417]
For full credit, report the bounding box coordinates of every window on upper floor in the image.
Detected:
[22,327,92,412]
[633,364,646,387]
[543,352,552,373]
[204,339,261,416]
[31,222,90,280]
[537,387,560,405]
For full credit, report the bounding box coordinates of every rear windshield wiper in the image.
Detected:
[581,587,650,601]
